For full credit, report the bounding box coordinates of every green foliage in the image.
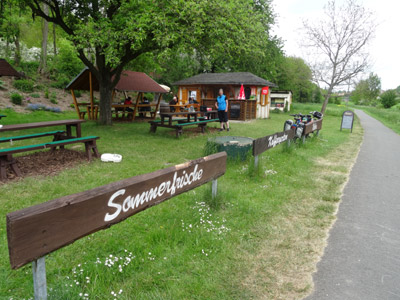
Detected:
[74,90,82,98]
[274,56,315,103]
[12,79,34,92]
[380,90,397,108]
[0,80,4,89]
[30,93,40,98]
[351,73,381,105]
[10,92,23,105]
[44,87,49,99]
[50,91,58,104]
[48,39,84,88]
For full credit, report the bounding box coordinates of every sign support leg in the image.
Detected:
[32,256,47,300]
[254,155,259,169]
[212,179,218,199]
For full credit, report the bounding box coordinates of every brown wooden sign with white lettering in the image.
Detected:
[7,152,227,269]
[253,129,295,156]
[303,119,323,135]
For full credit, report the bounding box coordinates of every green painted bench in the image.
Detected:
[0,130,66,143]
[0,136,100,180]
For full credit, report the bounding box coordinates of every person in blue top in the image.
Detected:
[215,89,230,132]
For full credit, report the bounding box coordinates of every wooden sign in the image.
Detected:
[261,86,269,95]
[303,119,323,135]
[7,152,227,269]
[341,110,354,132]
[253,129,295,156]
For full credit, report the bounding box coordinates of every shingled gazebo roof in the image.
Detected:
[0,59,21,77]
[66,68,167,93]
[173,72,276,87]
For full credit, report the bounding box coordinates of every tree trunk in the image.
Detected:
[14,37,21,66]
[98,78,113,125]
[38,4,49,74]
[321,88,333,115]
[53,23,57,56]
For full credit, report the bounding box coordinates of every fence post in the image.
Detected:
[254,155,259,169]
[32,256,47,300]
[212,179,218,199]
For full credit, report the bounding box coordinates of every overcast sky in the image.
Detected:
[272,0,400,90]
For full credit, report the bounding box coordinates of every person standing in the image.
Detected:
[215,88,230,132]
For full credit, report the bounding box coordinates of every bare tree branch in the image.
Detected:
[301,0,376,113]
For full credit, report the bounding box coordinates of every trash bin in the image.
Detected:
[230,104,241,119]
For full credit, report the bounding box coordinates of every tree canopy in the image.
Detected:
[351,73,381,105]
[23,0,282,124]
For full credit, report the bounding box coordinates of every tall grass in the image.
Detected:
[357,106,400,134]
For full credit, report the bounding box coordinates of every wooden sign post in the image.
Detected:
[252,129,295,168]
[340,110,354,132]
[302,119,323,143]
[7,152,227,299]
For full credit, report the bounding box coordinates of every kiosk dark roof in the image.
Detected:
[0,59,21,77]
[66,68,166,93]
[173,72,276,87]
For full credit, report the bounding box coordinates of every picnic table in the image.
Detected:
[0,119,99,179]
[150,110,219,137]
[112,103,158,120]
[0,119,85,138]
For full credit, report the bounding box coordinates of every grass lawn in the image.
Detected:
[0,103,362,300]
[354,105,400,134]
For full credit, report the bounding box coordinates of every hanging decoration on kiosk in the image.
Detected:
[238,84,245,100]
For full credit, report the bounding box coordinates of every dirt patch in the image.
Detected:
[0,77,77,113]
[0,149,89,184]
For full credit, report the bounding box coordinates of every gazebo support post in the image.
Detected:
[70,89,82,119]
[154,93,162,120]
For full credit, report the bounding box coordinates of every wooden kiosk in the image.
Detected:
[66,68,167,121]
[173,72,276,121]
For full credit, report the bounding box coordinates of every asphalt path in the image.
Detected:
[306,110,400,300]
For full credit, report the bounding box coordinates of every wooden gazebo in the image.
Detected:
[0,59,21,77]
[66,68,167,120]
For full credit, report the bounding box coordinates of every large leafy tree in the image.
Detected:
[25,0,277,125]
[275,56,314,102]
[351,73,381,105]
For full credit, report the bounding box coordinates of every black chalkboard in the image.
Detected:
[341,110,354,132]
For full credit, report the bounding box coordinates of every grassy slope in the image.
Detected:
[0,104,362,300]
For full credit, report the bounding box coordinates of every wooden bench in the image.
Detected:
[150,118,219,137]
[0,130,66,143]
[0,136,100,180]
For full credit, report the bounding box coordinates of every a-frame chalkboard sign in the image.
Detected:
[340,110,354,132]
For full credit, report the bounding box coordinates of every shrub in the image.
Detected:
[50,91,58,104]
[13,79,34,92]
[44,88,49,99]
[0,80,5,89]
[74,90,82,98]
[390,103,400,111]
[30,93,40,98]
[380,90,396,108]
[10,92,23,105]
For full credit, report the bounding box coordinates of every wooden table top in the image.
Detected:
[160,110,217,116]
[0,119,85,132]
